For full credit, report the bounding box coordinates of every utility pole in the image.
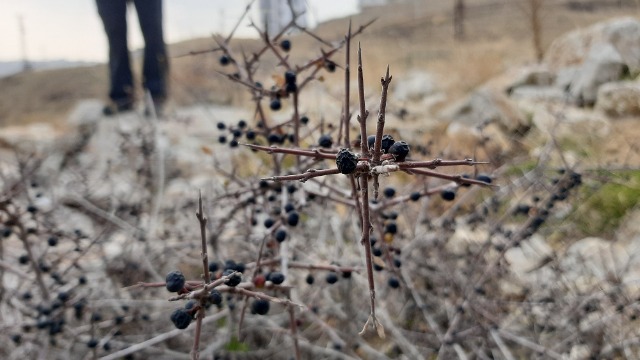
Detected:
[18,15,32,72]
[454,0,465,41]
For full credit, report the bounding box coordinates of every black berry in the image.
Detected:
[280,39,291,52]
[237,120,247,128]
[18,254,29,265]
[47,236,58,246]
[246,130,256,140]
[267,133,282,144]
[475,174,492,184]
[318,134,333,148]
[217,122,226,130]
[208,262,219,273]
[223,270,242,287]
[388,277,400,289]
[165,271,186,293]
[251,299,270,315]
[268,271,285,285]
[219,55,230,66]
[287,212,300,227]
[383,187,396,198]
[388,141,410,161]
[264,218,275,228]
[300,116,309,124]
[284,203,295,213]
[385,222,397,234]
[87,338,99,348]
[306,274,315,285]
[440,189,456,201]
[367,134,395,152]
[326,273,338,284]
[284,70,296,85]
[336,149,358,174]
[324,60,336,72]
[218,135,227,144]
[208,289,223,305]
[170,308,192,329]
[275,229,287,243]
[270,99,282,111]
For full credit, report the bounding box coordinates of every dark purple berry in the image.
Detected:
[285,82,297,93]
[318,134,333,148]
[284,70,296,85]
[284,203,295,213]
[324,60,336,72]
[208,262,219,273]
[410,192,421,201]
[287,212,299,227]
[476,174,492,184]
[267,133,282,144]
[208,289,223,305]
[280,39,291,52]
[367,134,395,152]
[388,141,410,162]
[246,130,256,140]
[306,274,315,285]
[440,189,456,201]
[270,99,282,111]
[184,300,198,311]
[275,229,287,243]
[219,55,230,66]
[217,122,226,130]
[223,269,242,287]
[326,273,338,284]
[268,271,285,285]
[229,140,238,148]
[385,222,397,234]
[383,187,396,198]
[170,308,192,329]
[336,149,358,174]
[47,236,58,246]
[388,277,400,289]
[237,120,247,128]
[264,218,275,228]
[251,299,270,315]
[372,247,383,257]
[460,174,472,187]
[165,271,186,293]
[218,135,227,144]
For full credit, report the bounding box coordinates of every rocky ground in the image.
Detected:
[1,4,640,360]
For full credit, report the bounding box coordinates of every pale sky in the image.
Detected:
[0,0,359,62]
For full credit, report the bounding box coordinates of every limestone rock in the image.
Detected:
[545,17,640,73]
[568,43,628,106]
[440,87,528,134]
[595,80,640,117]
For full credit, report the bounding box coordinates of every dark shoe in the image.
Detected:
[102,101,134,116]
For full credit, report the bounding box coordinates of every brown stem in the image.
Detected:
[288,293,302,360]
[243,144,337,160]
[344,20,352,149]
[196,191,211,284]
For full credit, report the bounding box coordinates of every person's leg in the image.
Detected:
[96,0,134,108]
[133,0,168,102]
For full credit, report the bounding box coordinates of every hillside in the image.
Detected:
[1,0,638,129]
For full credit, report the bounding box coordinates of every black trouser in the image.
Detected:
[96,0,168,104]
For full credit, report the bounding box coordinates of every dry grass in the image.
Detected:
[1,0,639,130]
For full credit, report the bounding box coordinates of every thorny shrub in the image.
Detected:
[1,3,637,360]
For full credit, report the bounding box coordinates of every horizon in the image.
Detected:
[0,0,359,63]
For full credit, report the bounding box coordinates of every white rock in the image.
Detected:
[595,80,640,117]
[569,43,627,105]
